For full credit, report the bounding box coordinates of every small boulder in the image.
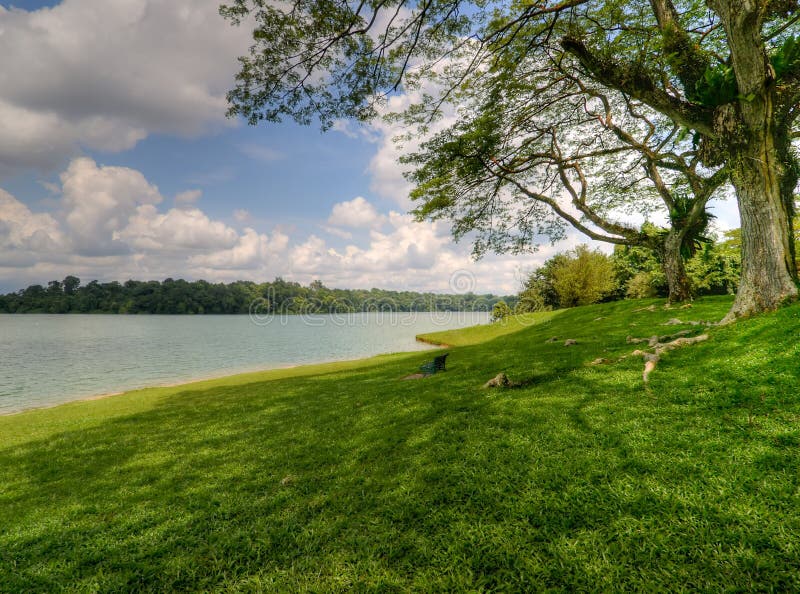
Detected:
[564,339,578,346]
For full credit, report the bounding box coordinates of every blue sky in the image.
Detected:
[0,0,740,295]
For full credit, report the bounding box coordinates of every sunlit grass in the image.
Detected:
[3,296,800,590]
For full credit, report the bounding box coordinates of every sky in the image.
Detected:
[0,0,741,295]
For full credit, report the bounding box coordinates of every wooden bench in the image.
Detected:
[420,353,449,375]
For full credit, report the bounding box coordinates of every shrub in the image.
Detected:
[550,245,615,308]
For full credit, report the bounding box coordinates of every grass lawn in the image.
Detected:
[2,296,800,591]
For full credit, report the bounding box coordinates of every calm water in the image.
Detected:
[0,312,489,414]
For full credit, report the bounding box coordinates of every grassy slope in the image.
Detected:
[2,296,800,591]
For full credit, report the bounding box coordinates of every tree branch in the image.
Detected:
[561,36,716,137]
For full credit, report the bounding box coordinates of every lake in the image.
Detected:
[0,311,489,415]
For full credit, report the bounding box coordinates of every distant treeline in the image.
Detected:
[0,276,514,314]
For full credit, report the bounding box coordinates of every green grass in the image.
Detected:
[3,296,800,591]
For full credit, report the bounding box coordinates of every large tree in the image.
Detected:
[401,61,726,302]
[222,0,800,320]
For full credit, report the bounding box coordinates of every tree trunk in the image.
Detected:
[662,231,692,303]
[711,0,799,322]
[724,132,798,322]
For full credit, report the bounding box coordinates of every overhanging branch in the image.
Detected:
[561,37,716,137]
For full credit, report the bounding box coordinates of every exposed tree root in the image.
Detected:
[626,329,693,346]
[633,304,657,312]
[662,318,716,327]
[483,373,511,388]
[632,334,709,383]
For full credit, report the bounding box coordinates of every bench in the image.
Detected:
[419,353,449,375]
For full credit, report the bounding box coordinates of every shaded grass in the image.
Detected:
[2,296,800,591]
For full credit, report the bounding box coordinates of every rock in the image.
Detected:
[564,339,577,346]
[664,318,684,325]
[483,373,511,388]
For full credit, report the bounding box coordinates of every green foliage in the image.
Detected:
[685,239,741,295]
[625,271,661,299]
[0,276,512,315]
[610,244,668,299]
[528,229,742,308]
[690,35,800,108]
[550,245,616,308]
[666,197,716,260]
[491,300,512,322]
[771,35,800,80]
[693,64,738,107]
[521,245,615,311]
[5,297,800,589]
[514,283,552,314]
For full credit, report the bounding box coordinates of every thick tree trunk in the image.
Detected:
[711,0,799,322]
[724,134,798,322]
[662,231,692,303]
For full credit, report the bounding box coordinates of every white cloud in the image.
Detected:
[60,157,163,255]
[175,189,202,206]
[0,159,585,295]
[114,205,240,252]
[319,225,353,240]
[0,189,65,266]
[190,228,289,270]
[328,196,386,229]
[0,0,252,177]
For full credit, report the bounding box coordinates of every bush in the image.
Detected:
[550,245,615,308]
[626,272,660,299]
[491,300,513,322]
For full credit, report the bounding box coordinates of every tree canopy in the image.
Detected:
[223,0,800,320]
[0,277,510,315]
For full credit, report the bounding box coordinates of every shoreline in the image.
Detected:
[0,341,446,418]
[414,335,453,348]
[0,360,328,418]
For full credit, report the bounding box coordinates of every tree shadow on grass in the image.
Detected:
[3,297,800,590]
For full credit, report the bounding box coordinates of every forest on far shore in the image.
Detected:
[0,276,513,315]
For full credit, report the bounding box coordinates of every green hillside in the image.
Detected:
[3,296,800,591]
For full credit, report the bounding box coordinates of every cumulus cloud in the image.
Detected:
[0,189,65,267]
[327,196,386,229]
[114,205,240,252]
[0,158,285,286]
[0,159,575,295]
[190,228,289,270]
[0,0,251,177]
[60,157,163,255]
